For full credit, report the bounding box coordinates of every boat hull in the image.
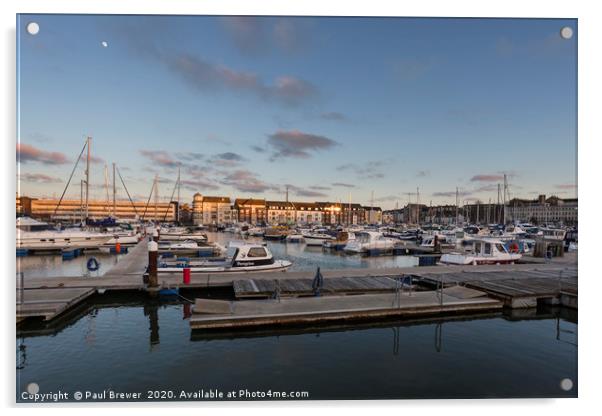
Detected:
[158,260,292,273]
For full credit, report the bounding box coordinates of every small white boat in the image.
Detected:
[343,231,397,253]
[248,227,265,237]
[158,243,292,273]
[285,234,305,243]
[439,238,522,265]
[303,233,335,246]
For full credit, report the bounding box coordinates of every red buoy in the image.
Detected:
[115,242,121,253]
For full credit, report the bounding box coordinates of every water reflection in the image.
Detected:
[16,295,578,399]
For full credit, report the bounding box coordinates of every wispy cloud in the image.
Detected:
[140,150,181,169]
[18,173,62,184]
[267,130,338,160]
[209,152,247,167]
[220,170,277,193]
[336,160,389,180]
[163,53,317,106]
[332,182,356,188]
[175,152,204,162]
[470,174,504,182]
[220,17,308,54]
[16,143,69,165]
[416,170,430,177]
[286,184,328,198]
[180,178,219,191]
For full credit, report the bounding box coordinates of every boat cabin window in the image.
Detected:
[475,243,481,254]
[247,247,268,258]
[495,243,507,253]
[484,243,492,255]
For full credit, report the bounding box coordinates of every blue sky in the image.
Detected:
[17,15,577,209]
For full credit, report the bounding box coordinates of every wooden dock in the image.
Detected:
[233,276,403,298]
[190,287,502,330]
[16,287,96,322]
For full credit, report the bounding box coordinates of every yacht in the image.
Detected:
[16,217,113,250]
[439,238,522,265]
[158,243,292,273]
[343,231,398,253]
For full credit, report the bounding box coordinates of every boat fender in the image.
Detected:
[87,257,100,271]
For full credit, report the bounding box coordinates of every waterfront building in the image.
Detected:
[266,200,297,225]
[340,203,365,225]
[16,195,177,222]
[505,194,578,225]
[192,193,235,225]
[317,202,343,225]
[294,202,323,224]
[234,198,267,225]
[363,206,383,225]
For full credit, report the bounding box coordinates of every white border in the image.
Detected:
[2,0,601,414]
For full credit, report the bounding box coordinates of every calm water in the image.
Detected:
[16,231,418,280]
[209,231,419,271]
[16,295,577,401]
[17,251,127,279]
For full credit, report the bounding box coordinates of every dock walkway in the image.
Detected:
[190,287,502,330]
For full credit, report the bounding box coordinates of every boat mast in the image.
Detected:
[104,164,110,215]
[177,166,181,222]
[85,136,91,223]
[112,162,116,217]
[455,187,459,226]
[154,174,159,223]
[416,187,420,226]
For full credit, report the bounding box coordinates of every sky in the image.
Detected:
[16,15,577,209]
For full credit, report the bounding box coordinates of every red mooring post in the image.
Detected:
[148,239,158,288]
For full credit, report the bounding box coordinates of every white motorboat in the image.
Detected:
[323,232,355,249]
[540,227,567,241]
[16,217,113,250]
[439,238,522,265]
[159,227,208,242]
[343,231,397,253]
[248,227,265,237]
[158,240,201,251]
[303,232,335,246]
[158,243,292,273]
[285,234,305,243]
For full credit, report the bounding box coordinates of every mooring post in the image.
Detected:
[19,272,24,305]
[148,239,158,288]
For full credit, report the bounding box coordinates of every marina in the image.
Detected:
[17,235,578,330]
[14,14,579,402]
